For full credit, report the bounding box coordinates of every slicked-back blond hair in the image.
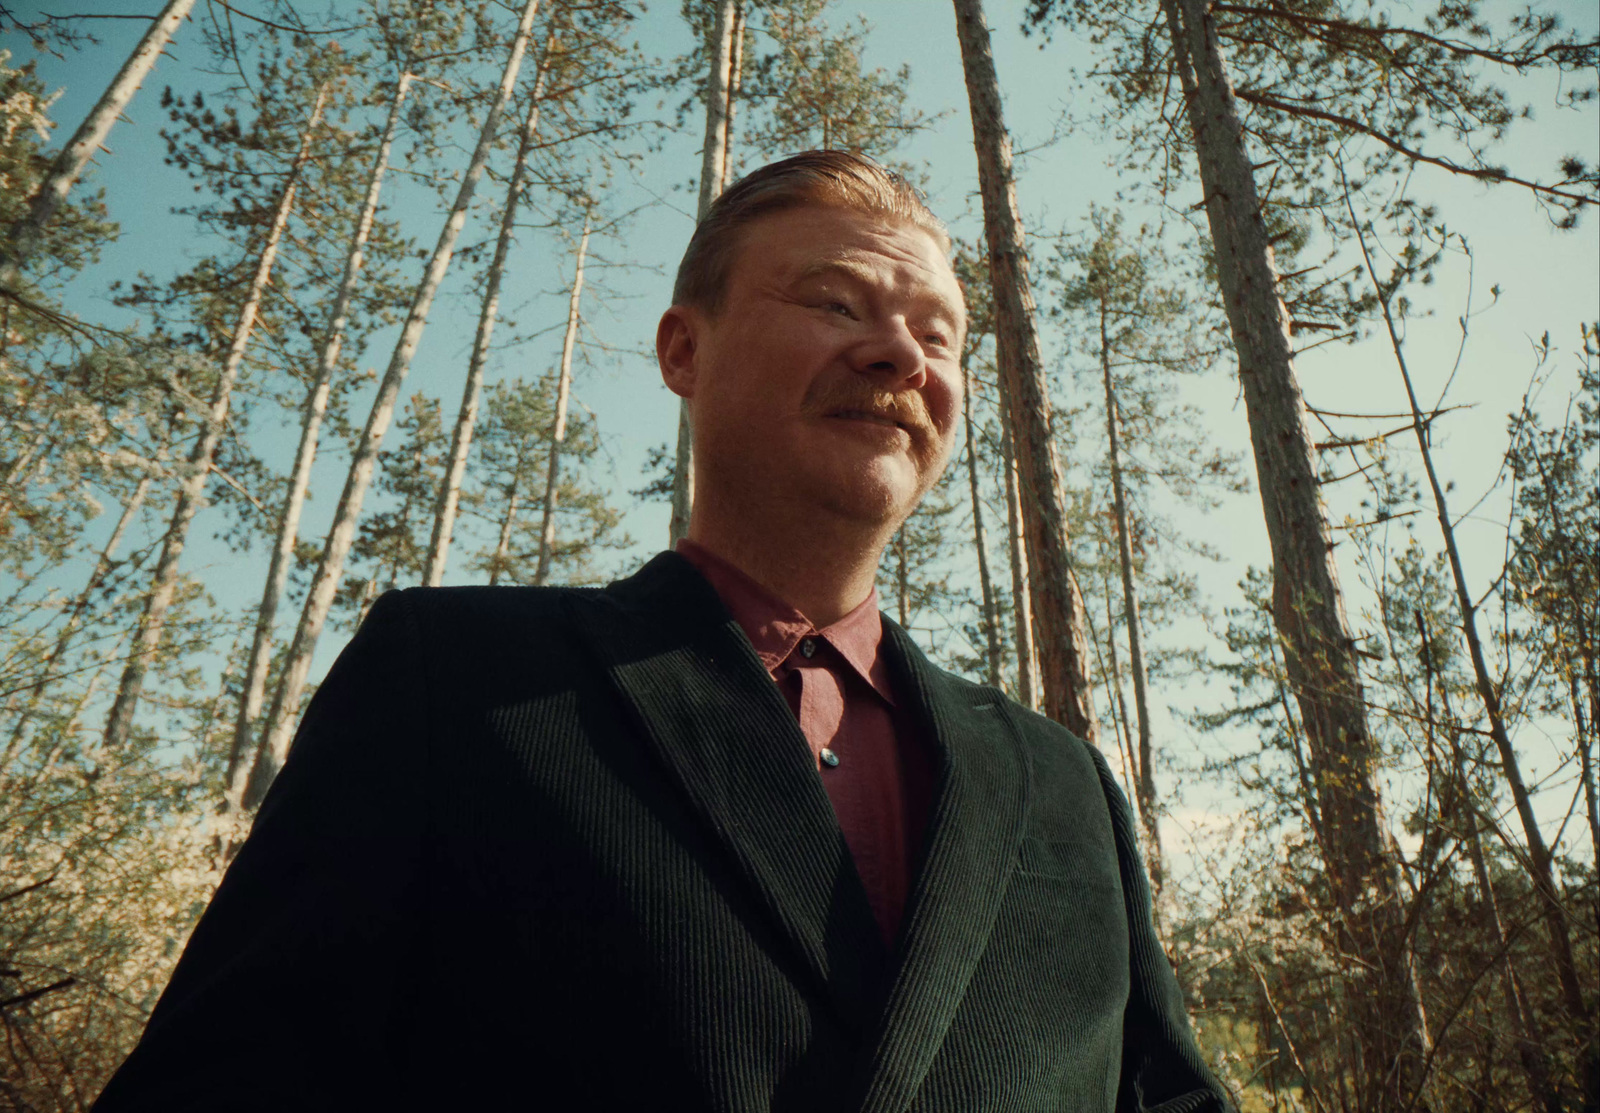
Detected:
[672,150,950,312]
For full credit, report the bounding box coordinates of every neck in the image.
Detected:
[686,506,893,629]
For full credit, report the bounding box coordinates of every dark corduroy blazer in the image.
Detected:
[95,552,1231,1112]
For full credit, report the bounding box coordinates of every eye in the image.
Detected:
[923,331,949,348]
[824,300,856,318]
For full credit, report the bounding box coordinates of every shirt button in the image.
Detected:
[820,748,840,767]
[800,638,817,659]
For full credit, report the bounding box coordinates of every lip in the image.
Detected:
[827,409,905,431]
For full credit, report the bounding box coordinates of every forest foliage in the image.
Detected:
[0,0,1595,1109]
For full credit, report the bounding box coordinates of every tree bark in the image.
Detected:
[225,72,413,810]
[1096,565,1137,789]
[534,212,591,585]
[488,481,521,588]
[963,366,1003,688]
[1159,0,1431,1101]
[197,650,237,761]
[895,529,910,629]
[952,0,1096,740]
[244,0,546,810]
[103,87,326,752]
[0,0,198,289]
[721,1,745,190]
[669,0,738,547]
[425,46,555,587]
[1099,301,1163,894]
[999,398,1037,711]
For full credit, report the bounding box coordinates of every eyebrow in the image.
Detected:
[792,258,965,330]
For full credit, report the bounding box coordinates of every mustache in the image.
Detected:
[802,382,934,435]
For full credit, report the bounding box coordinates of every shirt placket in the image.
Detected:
[790,636,846,771]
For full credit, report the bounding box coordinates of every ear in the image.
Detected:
[656,305,702,401]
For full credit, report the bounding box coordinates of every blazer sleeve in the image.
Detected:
[1087,745,1236,1113]
[93,592,430,1113]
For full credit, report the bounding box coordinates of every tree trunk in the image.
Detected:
[963,366,1003,688]
[1158,0,1430,1101]
[669,0,738,547]
[1099,301,1163,894]
[488,482,521,587]
[721,1,745,189]
[999,400,1037,710]
[225,72,413,810]
[197,652,237,762]
[1098,567,1139,810]
[534,213,592,585]
[102,87,326,753]
[895,529,910,629]
[0,0,199,289]
[952,0,1096,740]
[1350,206,1590,1069]
[354,576,380,629]
[244,0,546,810]
[425,45,555,587]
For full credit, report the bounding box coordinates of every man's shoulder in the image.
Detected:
[996,695,1093,753]
[375,583,619,663]
[947,675,1106,790]
[914,656,1094,752]
[879,621,1098,771]
[338,585,651,716]
[395,582,608,618]
[902,652,1102,783]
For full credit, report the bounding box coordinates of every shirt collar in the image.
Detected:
[675,539,894,705]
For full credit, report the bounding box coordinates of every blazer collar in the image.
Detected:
[675,539,895,705]
[854,617,1030,1113]
[573,551,890,1034]
[577,552,1031,1107]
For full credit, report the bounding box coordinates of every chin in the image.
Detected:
[814,475,918,529]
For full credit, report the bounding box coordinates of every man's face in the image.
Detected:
[660,205,967,533]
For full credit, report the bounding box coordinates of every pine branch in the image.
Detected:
[1234,87,1596,208]
[1212,4,1596,71]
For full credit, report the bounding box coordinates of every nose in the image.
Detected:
[850,315,928,389]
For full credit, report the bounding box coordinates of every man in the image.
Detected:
[95,152,1231,1112]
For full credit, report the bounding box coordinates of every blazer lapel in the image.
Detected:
[571,552,889,1034]
[854,618,1031,1113]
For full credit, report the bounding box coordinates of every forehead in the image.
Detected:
[730,205,964,317]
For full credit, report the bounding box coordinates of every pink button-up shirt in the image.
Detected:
[677,541,934,945]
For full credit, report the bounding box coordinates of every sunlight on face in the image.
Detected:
[687,205,967,533]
